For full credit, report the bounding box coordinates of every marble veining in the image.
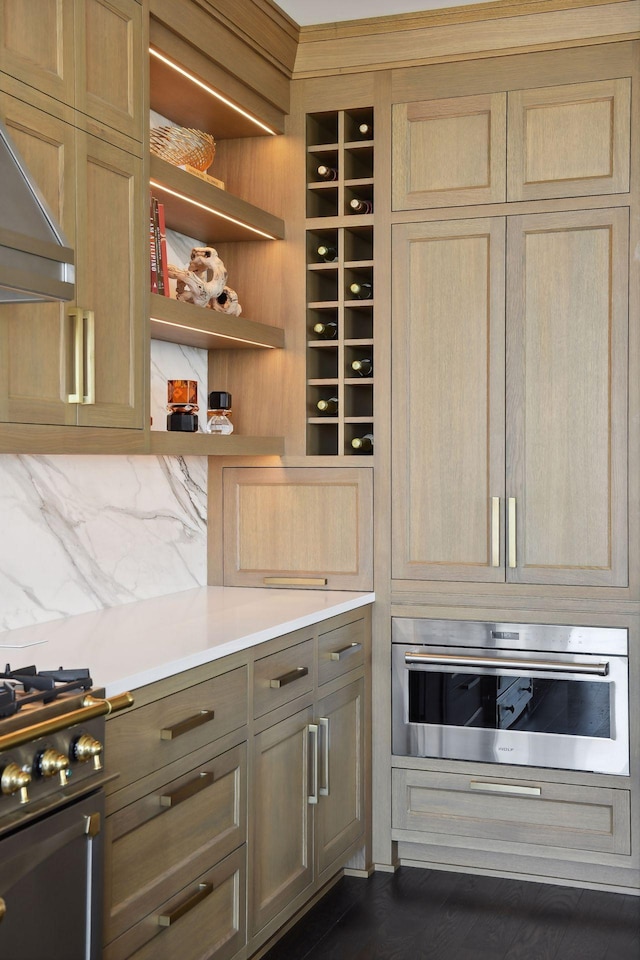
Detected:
[0,454,207,634]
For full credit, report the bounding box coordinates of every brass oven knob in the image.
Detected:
[1,762,31,803]
[38,748,70,785]
[72,734,103,771]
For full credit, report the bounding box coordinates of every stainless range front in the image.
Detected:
[392,620,629,776]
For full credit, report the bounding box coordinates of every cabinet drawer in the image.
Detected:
[392,768,631,856]
[105,846,246,960]
[318,616,366,685]
[253,639,314,718]
[105,742,246,943]
[106,666,247,791]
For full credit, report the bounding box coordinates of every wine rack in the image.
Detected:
[306,108,375,456]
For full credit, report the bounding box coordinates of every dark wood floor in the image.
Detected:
[263,867,640,960]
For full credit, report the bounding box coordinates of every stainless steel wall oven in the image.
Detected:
[392,620,629,776]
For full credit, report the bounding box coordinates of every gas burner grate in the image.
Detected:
[0,664,93,719]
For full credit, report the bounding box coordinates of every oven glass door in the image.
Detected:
[392,645,629,775]
[0,790,104,960]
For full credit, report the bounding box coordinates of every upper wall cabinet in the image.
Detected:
[392,78,631,210]
[392,93,506,210]
[0,0,144,147]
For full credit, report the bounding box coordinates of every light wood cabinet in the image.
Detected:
[392,207,628,588]
[223,466,374,591]
[0,1,146,432]
[0,0,144,147]
[393,77,630,210]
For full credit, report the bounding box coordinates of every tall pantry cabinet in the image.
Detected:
[391,48,633,593]
[0,0,146,431]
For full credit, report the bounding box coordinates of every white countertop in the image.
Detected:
[0,587,375,697]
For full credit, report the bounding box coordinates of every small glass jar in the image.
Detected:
[205,391,233,434]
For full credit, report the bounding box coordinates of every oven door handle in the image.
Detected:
[404,652,609,676]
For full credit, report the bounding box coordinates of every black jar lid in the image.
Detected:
[208,390,232,409]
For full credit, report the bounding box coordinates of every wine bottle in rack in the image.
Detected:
[317,397,338,414]
[316,163,338,181]
[349,281,373,300]
[351,433,373,452]
[357,121,373,138]
[349,197,373,214]
[317,244,338,262]
[351,357,373,376]
[313,320,338,339]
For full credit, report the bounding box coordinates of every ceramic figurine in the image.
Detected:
[212,286,242,316]
[167,246,227,308]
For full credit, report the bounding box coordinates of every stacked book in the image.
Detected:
[149,195,169,296]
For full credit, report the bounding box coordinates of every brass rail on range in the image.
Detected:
[0,691,134,752]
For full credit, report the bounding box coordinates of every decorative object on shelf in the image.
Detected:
[168,246,228,308]
[167,379,199,432]
[205,391,233,434]
[213,286,242,316]
[150,125,216,173]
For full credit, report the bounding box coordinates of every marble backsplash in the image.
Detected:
[0,453,208,634]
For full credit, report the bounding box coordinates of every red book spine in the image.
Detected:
[149,194,158,294]
[157,202,170,297]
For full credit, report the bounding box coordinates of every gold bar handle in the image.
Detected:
[319,717,329,797]
[83,309,95,405]
[330,642,362,661]
[469,781,541,798]
[67,307,84,403]
[0,897,6,923]
[158,882,213,927]
[263,577,327,586]
[308,723,318,805]
[269,666,308,689]
[160,771,214,809]
[491,497,500,567]
[508,497,517,568]
[161,709,215,741]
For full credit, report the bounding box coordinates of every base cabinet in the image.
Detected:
[104,607,371,960]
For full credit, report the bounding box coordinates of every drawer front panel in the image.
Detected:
[253,639,314,718]
[392,769,631,855]
[106,666,247,790]
[318,616,366,686]
[106,743,246,942]
[105,846,246,960]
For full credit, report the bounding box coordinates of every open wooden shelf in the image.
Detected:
[149,294,285,350]
[148,432,284,456]
[150,156,285,242]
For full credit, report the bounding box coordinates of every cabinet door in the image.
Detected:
[74,0,144,143]
[316,678,365,881]
[392,93,506,210]
[223,467,373,591]
[507,79,631,201]
[0,92,77,426]
[0,0,75,105]
[250,705,314,936]
[506,207,628,586]
[74,131,145,428]
[392,219,506,582]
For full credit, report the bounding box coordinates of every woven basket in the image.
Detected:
[150,126,216,172]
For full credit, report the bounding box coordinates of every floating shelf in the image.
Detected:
[148,432,284,457]
[149,294,284,350]
[150,156,285,242]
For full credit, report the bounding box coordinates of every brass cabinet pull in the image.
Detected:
[508,497,517,568]
[491,496,500,567]
[330,642,362,661]
[158,881,213,927]
[67,307,84,403]
[161,709,215,740]
[269,666,308,689]
[308,723,319,805]
[469,781,541,798]
[160,771,214,808]
[0,897,6,923]
[83,309,95,404]
[263,577,328,586]
[319,717,329,797]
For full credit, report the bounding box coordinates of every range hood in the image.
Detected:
[0,118,74,303]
